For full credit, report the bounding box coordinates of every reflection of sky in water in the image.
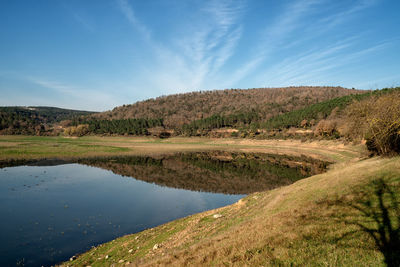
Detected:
[0,164,243,267]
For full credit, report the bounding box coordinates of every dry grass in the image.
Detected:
[59,153,400,266]
[0,135,365,163]
[4,135,390,266]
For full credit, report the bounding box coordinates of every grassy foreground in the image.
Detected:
[58,155,399,267]
[1,136,398,266]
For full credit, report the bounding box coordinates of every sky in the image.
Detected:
[0,0,399,111]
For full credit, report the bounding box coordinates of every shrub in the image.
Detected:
[75,124,89,137]
[345,91,400,155]
[64,124,89,137]
[314,119,337,136]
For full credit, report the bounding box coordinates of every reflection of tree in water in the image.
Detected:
[78,152,329,194]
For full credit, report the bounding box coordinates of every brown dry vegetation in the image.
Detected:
[60,155,400,267]
[345,91,400,155]
[95,86,362,128]
[0,136,364,165]
[4,135,397,266]
[316,90,400,155]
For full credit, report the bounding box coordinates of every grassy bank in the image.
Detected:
[0,135,364,163]
[4,135,396,266]
[59,155,400,267]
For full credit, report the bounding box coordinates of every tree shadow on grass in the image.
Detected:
[336,177,400,267]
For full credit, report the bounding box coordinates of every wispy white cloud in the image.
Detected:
[117,0,245,92]
[226,0,382,88]
[117,0,152,41]
[72,12,95,32]
[114,0,388,97]
[225,0,322,87]
[26,77,121,111]
[1,0,396,110]
[30,79,79,95]
[254,39,395,87]
[60,1,96,32]
[317,0,378,28]
[210,26,243,74]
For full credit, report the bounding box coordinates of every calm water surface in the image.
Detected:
[0,152,328,267]
[0,163,243,267]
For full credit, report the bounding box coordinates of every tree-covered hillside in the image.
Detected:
[94,86,364,128]
[0,87,369,137]
[0,106,95,135]
[261,87,399,131]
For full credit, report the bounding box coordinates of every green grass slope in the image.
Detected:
[61,153,400,267]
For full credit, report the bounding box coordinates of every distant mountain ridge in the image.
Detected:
[94,86,365,128]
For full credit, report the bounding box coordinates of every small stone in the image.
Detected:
[105,255,109,259]
[137,246,140,249]
[128,249,133,253]
[69,256,76,261]
[135,236,139,240]
[118,259,124,263]
[153,244,159,250]
[213,214,223,219]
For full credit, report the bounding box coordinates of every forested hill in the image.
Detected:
[0,106,96,135]
[94,86,364,128]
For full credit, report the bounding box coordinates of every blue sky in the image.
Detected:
[0,0,399,111]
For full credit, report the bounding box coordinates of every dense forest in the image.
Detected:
[2,86,399,155]
[1,86,362,137]
[94,86,363,128]
[261,87,399,131]
[84,86,364,137]
[0,106,95,135]
[178,111,260,136]
[66,118,164,136]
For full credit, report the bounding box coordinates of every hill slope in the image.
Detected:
[60,145,400,267]
[95,86,364,128]
[0,106,96,135]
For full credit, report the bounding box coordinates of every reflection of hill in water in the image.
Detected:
[79,152,330,194]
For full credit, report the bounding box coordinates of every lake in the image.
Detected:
[0,152,328,266]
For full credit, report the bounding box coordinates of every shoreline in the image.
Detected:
[4,135,390,266]
[58,154,399,266]
[0,135,366,164]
